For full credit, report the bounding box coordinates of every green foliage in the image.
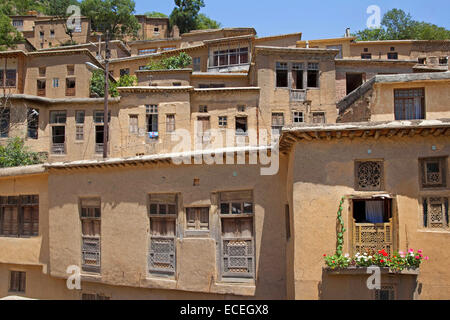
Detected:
[324,254,351,270]
[0,13,23,51]
[0,0,46,16]
[335,197,346,256]
[0,137,45,168]
[195,13,221,30]
[354,8,450,40]
[80,0,140,39]
[43,0,80,16]
[146,52,192,70]
[90,69,136,98]
[169,0,205,34]
[145,11,168,18]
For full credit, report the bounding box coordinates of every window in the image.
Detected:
[312,112,326,124]
[80,198,101,274]
[276,62,288,88]
[27,108,39,139]
[326,45,343,59]
[361,53,372,59]
[439,57,448,65]
[0,70,15,87]
[220,190,254,279]
[307,63,319,88]
[39,67,46,77]
[148,194,177,275]
[154,27,159,34]
[67,65,74,76]
[387,52,398,60]
[292,111,304,124]
[390,47,395,51]
[0,108,10,138]
[212,47,248,67]
[235,117,247,135]
[50,30,55,38]
[422,197,448,229]
[0,195,39,237]
[199,105,208,113]
[186,208,209,231]
[237,106,245,113]
[12,20,23,28]
[95,126,105,154]
[139,66,147,71]
[52,126,66,154]
[271,113,284,132]
[50,111,67,124]
[146,105,158,139]
[9,271,26,293]
[418,57,426,65]
[166,114,175,133]
[37,79,46,96]
[394,88,425,120]
[39,31,44,40]
[75,111,85,141]
[163,47,176,51]
[66,78,76,96]
[193,57,201,72]
[355,160,384,191]
[292,63,304,89]
[138,48,157,55]
[93,110,111,124]
[173,82,181,86]
[120,68,130,77]
[375,285,395,300]
[129,115,138,134]
[420,157,447,188]
[219,116,227,128]
[364,48,369,52]
[53,78,59,88]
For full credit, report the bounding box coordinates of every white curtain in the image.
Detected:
[365,200,384,223]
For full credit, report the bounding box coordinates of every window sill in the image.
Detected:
[417,228,450,234]
[184,230,210,238]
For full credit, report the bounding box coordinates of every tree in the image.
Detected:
[195,13,221,30]
[145,11,167,18]
[145,52,192,70]
[0,13,23,51]
[0,137,45,168]
[354,8,450,41]
[80,0,140,39]
[169,0,205,34]
[43,0,81,45]
[90,70,136,97]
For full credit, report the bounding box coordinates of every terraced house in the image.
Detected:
[0,15,449,300]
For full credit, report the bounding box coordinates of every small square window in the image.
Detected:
[39,67,46,77]
[219,116,227,128]
[387,52,398,60]
[9,271,26,293]
[199,105,208,113]
[67,65,75,76]
[361,53,372,59]
[422,197,449,229]
[292,111,304,124]
[237,106,245,112]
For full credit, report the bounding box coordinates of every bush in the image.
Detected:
[90,71,137,98]
[145,52,192,70]
[0,137,45,168]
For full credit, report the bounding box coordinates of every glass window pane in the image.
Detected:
[232,203,242,214]
[221,203,230,214]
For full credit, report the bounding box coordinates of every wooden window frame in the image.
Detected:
[394,88,425,120]
[422,196,449,230]
[9,271,26,293]
[292,111,304,124]
[185,207,210,235]
[0,195,39,238]
[218,116,228,128]
[80,198,101,274]
[419,157,447,189]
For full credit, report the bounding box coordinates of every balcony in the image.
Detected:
[37,89,46,97]
[290,89,306,102]
[51,143,65,155]
[353,219,393,255]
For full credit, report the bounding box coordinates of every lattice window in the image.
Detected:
[420,157,447,188]
[423,197,449,229]
[354,223,393,256]
[355,161,384,191]
[375,285,396,300]
[80,198,101,274]
[0,195,39,237]
[220,191,255,279]
[148,194,177,275]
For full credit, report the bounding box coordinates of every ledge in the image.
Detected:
[323,266,420,276]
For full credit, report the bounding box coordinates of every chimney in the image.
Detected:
[345,28,351,38]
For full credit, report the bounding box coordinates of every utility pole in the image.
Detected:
[103,30,110,159]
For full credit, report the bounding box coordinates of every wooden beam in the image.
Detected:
[326,132,332,141]
[421,129,430,137]
[374,130,381,140]
[408,129,416,137]
[336,131,342,139]
[348,131,355,140]
[387,129,397,138]
[314,131,321,140]
[300,133,313,141]
[433,128,444,137]
[397,130,405,138]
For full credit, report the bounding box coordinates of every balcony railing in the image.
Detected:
[95,143,104,154]
[353,219,393,255]
[290,89,306,102]
[51,143,66,155]
[66,87,76,96]
[37,89,46,97]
